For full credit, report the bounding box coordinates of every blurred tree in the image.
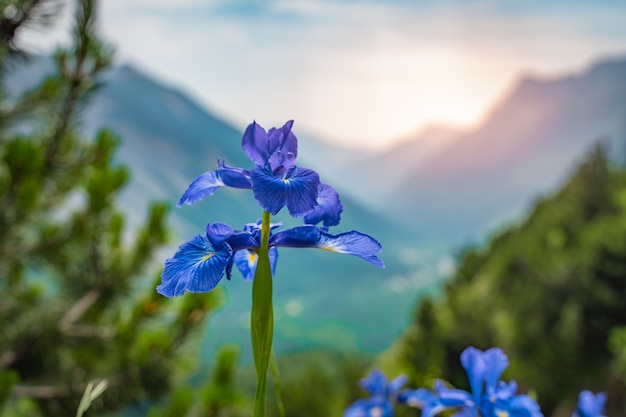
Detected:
[0,0,221,415]
[389,145,626,417]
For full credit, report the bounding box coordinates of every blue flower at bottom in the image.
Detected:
[344,398,394,417]
[344,370,407,417]
[402,347,543,417]
[574,390,606,417]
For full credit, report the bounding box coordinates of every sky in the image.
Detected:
[18,0,626,150]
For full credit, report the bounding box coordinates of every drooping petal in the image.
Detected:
[270,226,384,267]
[317,229,384,267]
[434,380,475,409]
[157,234,232,297]
[233,247,278,281]
[269,225,321,247]
[250,165,320,216]
[505,395,544,417]
[401,388,446,417]
[217,160,254,188]
[304,183,343,227]
[177,165,251,207]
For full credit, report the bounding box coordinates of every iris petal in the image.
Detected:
[242,121,270,166]
[434,380,474,408]
[267,120,297,174]
[317,229,384,267]
[507,395,544,417]
[205,222,258,251]
[483,348,509,390]
[360,369,388,397]
[250,165,320,216]
[177,166,251,207]
[270,226,384,267]
[157,234,232,297]
[233,247,278,281]
[577,391,607,417]
[304,183,343,226]
[460,347,487,402]
[344,398,393,417]
[401,388,445,417]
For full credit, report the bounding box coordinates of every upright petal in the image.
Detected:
[460,347,487,402]
[250,165,320,216]
[270,226,384,267]
[304,183,343,227]
[157,234,232,297]
[242,121,270,166]
[177,165,251,207]
[483,348,509,390]
[267,120,297,174]
[360,370,388,397]
[576,391,607,417]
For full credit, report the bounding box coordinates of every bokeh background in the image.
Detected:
[2,0,626,416]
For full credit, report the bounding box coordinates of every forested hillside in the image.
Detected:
[384,145,626,417]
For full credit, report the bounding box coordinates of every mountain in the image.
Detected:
[386,56,626,242]
[10,53,626,361]
[334,125,465,208]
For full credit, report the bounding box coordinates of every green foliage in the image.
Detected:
[390,145,626,416]
[0,1,220,415]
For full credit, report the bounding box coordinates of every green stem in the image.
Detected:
[251,210,274,417]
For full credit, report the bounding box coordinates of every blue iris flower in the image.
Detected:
[344,370,407,417]
[402,347,543,417]
[178,120,333,219]
[574,390,607,417]
[157,222,384,297]
[158,120,383,297]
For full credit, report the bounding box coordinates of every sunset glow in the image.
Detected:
[18,0,626,150]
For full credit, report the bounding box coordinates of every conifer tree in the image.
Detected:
[0,1,220,415]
